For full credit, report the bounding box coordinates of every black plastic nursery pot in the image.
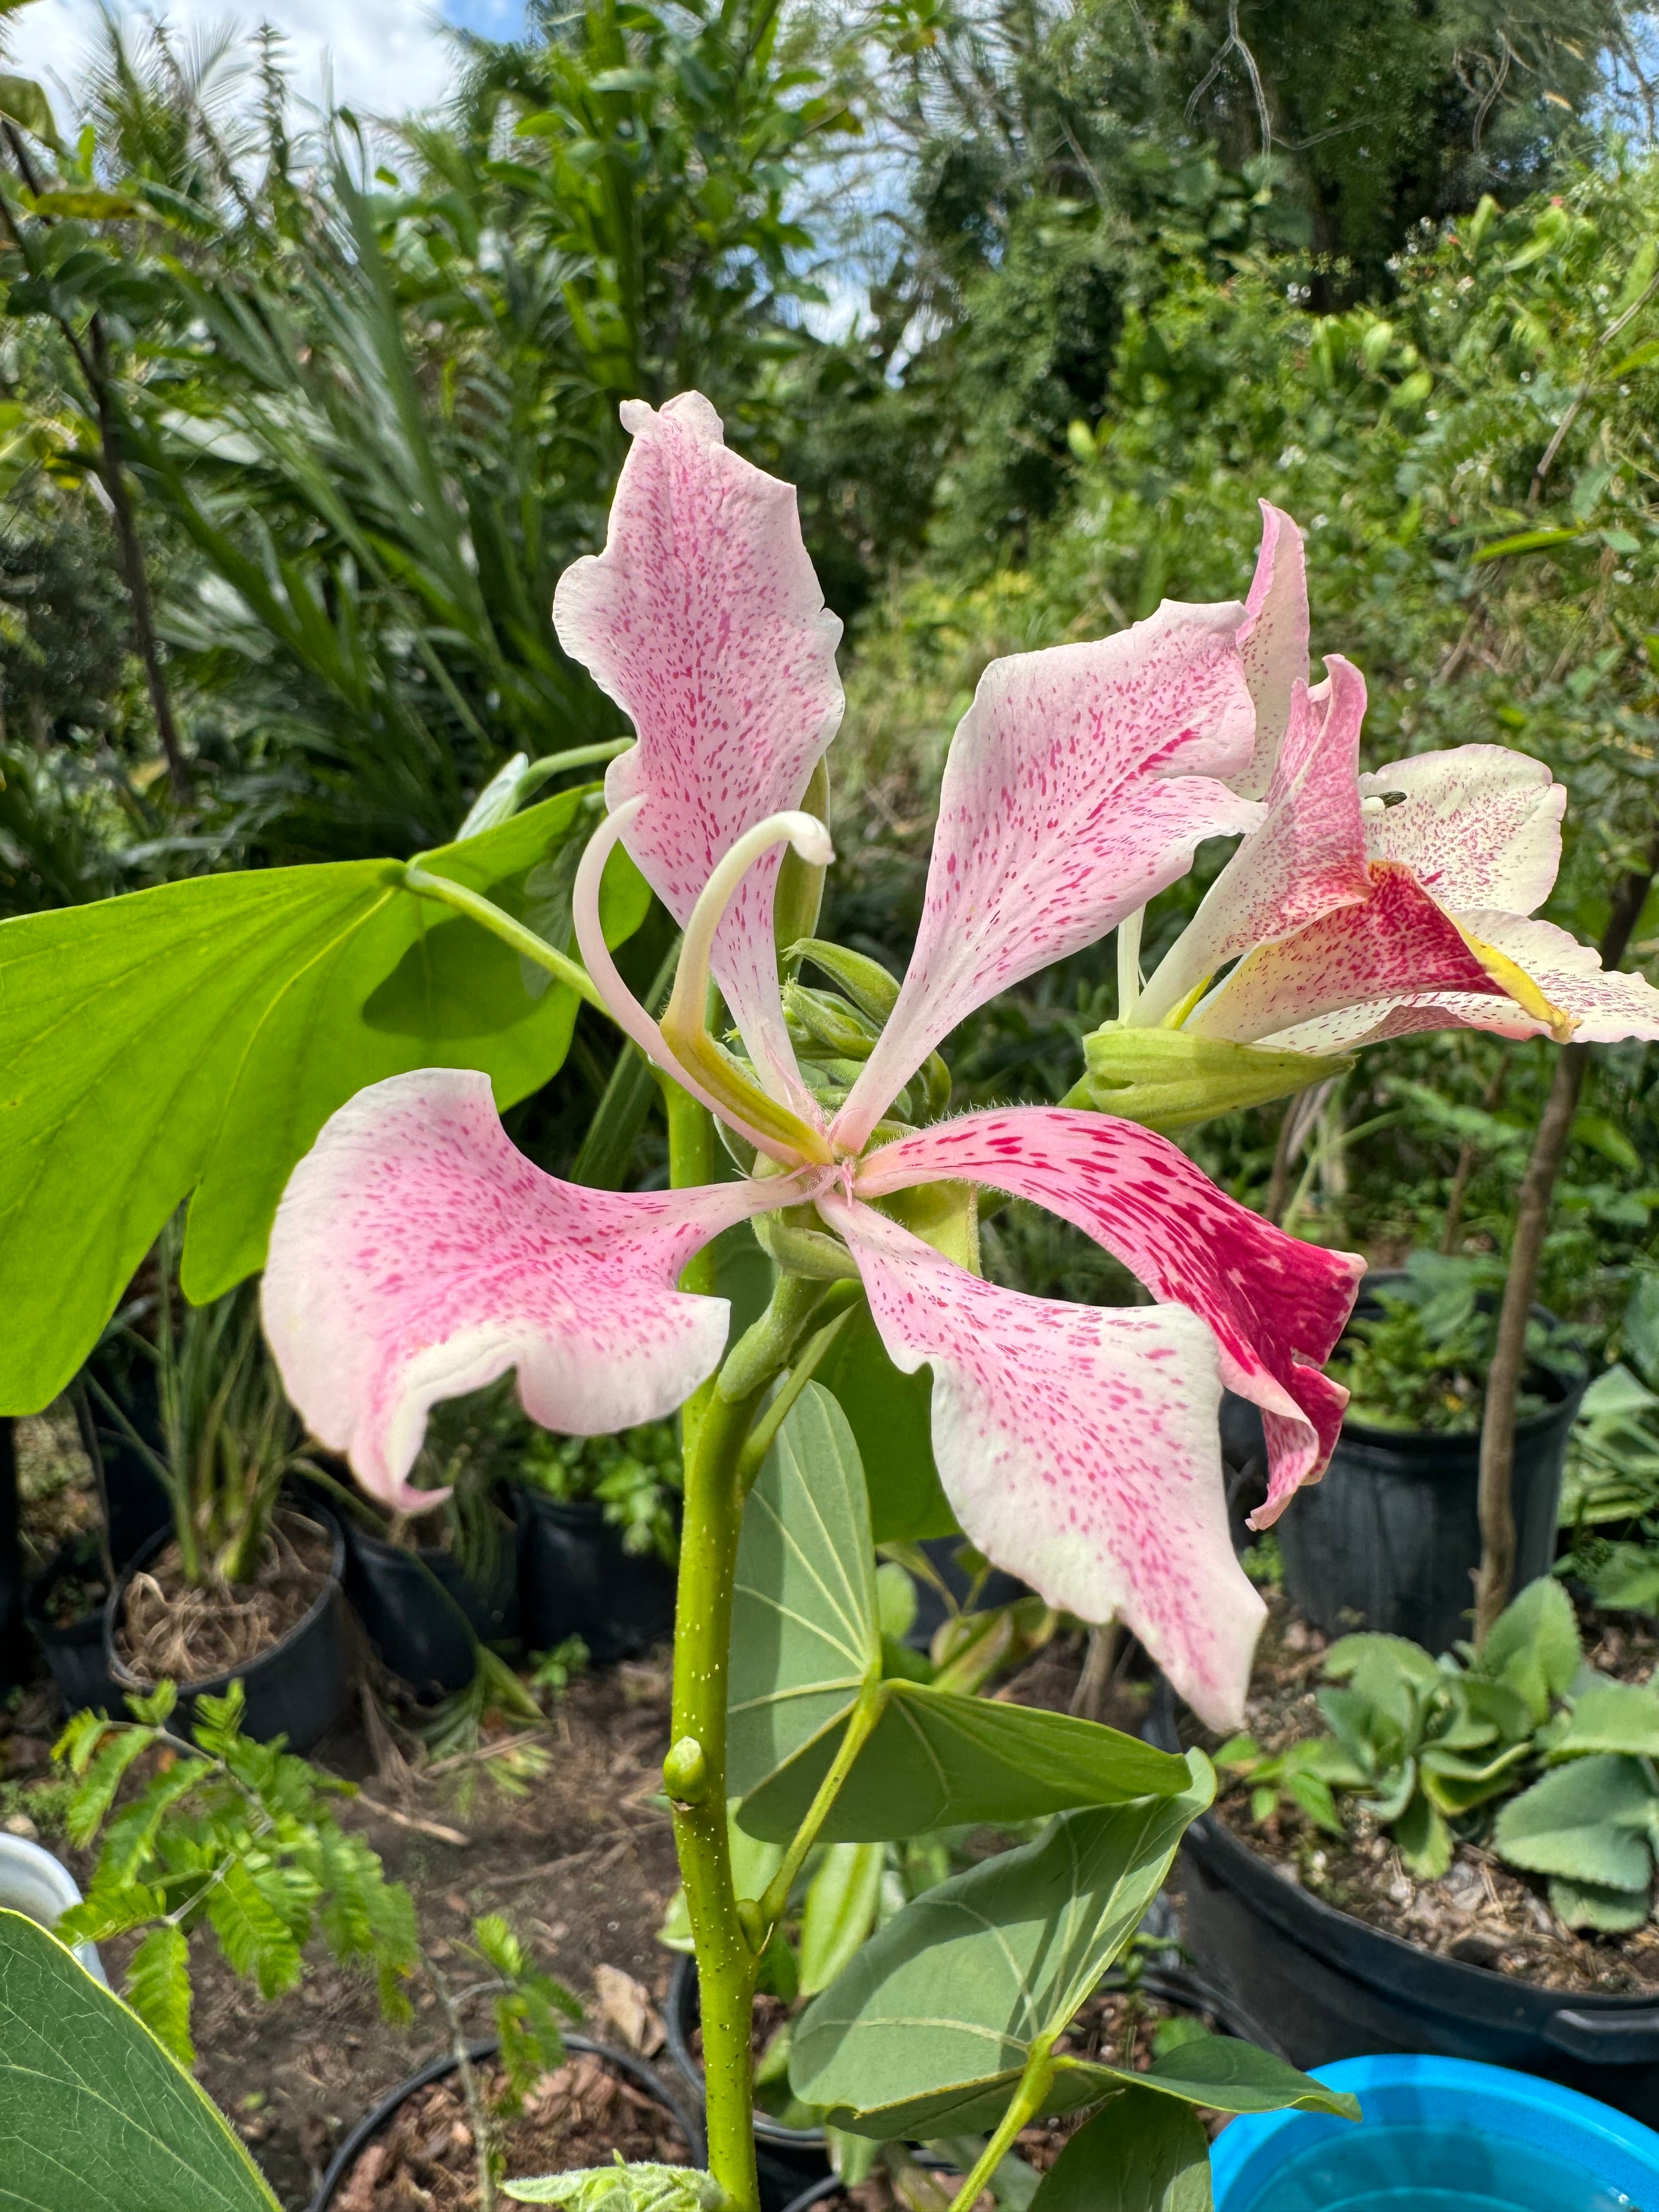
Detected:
[104,1506,349,1753]
[307,2033,706,2212]
[779,2184,842,2212]
[24,1536,123,1715]
[1148,1687,1659,2126]
[1274,1273,1585,1655]
[517,1487,676,1666]
[76,1340,174,1571]
[667,1954,831,2212]
[341,1516,521,1701]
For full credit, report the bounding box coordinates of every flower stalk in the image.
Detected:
[669,1373,765,2212]
[943,2041,1058,2212]
[403,862,606,1014]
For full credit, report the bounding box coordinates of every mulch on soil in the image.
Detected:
[330,2049,694,2212]
[115,1509,335,1682]
[15,1658,686,2210]
[1183,1591,1659,1996]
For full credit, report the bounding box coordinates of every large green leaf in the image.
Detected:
[1028,2093,1210,2212]
[788,1770,1213,2138]
[797,1842,884,1997]
[0,1908,280,2211]
[727,1388,1189,1844]
[0,790,648,1412]
[727,1383,880,1796]
[1073,2035,1358,2118]
[1493,1753,1657,1888]
[815,1307,957,1542]
[740,1680,1192,1844]
[1553,1679,1659,1759]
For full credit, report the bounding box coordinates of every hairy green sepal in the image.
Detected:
[1070,1024,1346,1132]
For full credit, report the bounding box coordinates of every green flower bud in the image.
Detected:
[1073,1024,1348,1132]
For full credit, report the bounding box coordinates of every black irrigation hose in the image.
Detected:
[778,2180,842,2212]
[306,2033,707,2212]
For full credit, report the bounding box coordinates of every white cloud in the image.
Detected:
[6,0,489,132]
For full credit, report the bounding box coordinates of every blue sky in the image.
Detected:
[9,0,528,126]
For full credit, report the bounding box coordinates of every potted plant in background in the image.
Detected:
[335,1388,528,1706]
[1156,1573,1659,2120]
[18,1319,175,1715]
[1271,1253,1587,1654]
[91,1222,348,1752]
[516,1419,682,1668]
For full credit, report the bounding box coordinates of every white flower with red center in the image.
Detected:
[1130,502,1659,1053]
[261,396,1364,1728]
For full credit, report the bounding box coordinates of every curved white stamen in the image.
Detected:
[662,810,835,1058]
[572,801,786,1157]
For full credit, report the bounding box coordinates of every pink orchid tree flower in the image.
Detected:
[261,396,1363,1729]
[1126,503,1659,1054]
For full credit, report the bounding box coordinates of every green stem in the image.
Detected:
[671,1383,764,2212]
[717,1272,831,1404]
[662,1079,765,2208]
[944,2044,1058,2212]
[668,1088,720,1466]
[403,862,607,1015]
[757,1676,885,1929]
[515,740,630,795]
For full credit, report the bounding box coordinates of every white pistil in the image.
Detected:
[571,801,778,1154]
[662,811,834,1047]
[1117,905,1145,1023]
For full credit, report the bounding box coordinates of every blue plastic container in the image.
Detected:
[1212,2054,1659,2212]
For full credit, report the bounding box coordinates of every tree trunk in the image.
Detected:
[1473,855,1659,1640]
[0,125,190,798]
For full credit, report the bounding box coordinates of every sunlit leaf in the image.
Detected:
[0,789,647,1412]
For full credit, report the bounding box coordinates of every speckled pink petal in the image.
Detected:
[825,1195,1261,1728]
[551,394,842,1109]
[832,602,1260,1150]
[1189,862,1521,1045]
[261,1068,812,1512]
[1454,915,1659,1042]
[1361,747,1564,916]
[855,1107,1362,1519]
[1232,501,1310,802]
[1137,658,1371,1025]
[1254,994,1539,1054]
[1258,917,1659,1052]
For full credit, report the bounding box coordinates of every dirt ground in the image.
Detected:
[5,1656,683,2211]
[0,1410,1152,2212]
[211,1665,687,2210]
[5,1630,1139,2210]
